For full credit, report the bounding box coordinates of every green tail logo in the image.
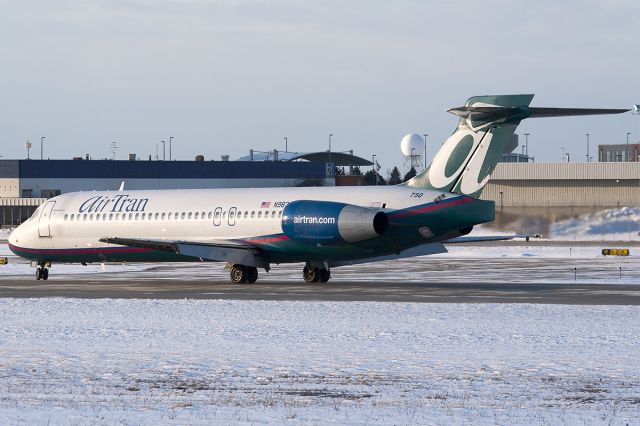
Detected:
[406,94,628,198]
[407,94,533,198]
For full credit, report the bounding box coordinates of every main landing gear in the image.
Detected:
[35,262,49,281]
[303,263,330,283]
[230,264,259,284]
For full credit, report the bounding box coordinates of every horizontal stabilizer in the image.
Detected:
[444,235,539,244]
[527,107,630,117]
[448,106,629,122]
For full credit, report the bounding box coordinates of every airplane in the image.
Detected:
[8,94,628,283]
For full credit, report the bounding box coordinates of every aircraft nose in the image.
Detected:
[8,224,21,247]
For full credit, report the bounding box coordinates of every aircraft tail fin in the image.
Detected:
[406,94,628,198]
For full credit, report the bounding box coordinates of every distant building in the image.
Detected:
[0,158,335,225]
[598,144,640,162]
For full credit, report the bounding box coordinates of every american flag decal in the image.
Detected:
[260,201,271,208]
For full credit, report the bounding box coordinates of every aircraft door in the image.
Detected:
[228,207,237,226]
[38,201,56,237]
[213,207,222,226]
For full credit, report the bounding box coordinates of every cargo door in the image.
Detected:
[38,201,56,237]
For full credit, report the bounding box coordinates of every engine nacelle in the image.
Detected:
[282,200,388,245]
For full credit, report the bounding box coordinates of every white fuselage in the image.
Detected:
[9,185,442,253]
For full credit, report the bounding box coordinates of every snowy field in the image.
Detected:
[0,299,639,425]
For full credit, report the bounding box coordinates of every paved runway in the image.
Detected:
[2,240,639,304]
[1,278,640,304]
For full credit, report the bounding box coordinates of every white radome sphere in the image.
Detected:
[400,133,424,157]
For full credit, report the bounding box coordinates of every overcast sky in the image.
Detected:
[1,0,639,172]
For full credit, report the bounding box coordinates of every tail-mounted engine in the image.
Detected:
[282,200,388,245]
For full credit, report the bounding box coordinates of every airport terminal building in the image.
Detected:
[0,158,336,225]
[2,153,640,229]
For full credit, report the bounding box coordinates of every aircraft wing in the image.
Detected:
[329,242,447,267]
[444,235,536,243]
[99,237,270,269]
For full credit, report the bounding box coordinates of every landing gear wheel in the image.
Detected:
[230,264,249,284]
[247,266,258,283]
[319,268,330,283]
[36,264,49,281]
[303,265,320,283]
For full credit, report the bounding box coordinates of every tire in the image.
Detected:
[42,268,49,280]
[303,265,320,283]
[230,264,248,284]
[36,268,42,280]
[247,267,258,283]
[319,269,331,283]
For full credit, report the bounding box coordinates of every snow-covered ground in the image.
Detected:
[550,207,640,241]
[0,299,638,425]
[0,227,12,240]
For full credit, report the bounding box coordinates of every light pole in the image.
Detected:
[26,140,31,159]
[284,137,288,152]
[586,133,590,162]
[422,134,428,169]
[524,133,530,158]
[627,132,631,162]
[40,137,46,160]
[161,140,166,161]
[169,136,173,161]
[372,154,377,186]
[328,134,333,164]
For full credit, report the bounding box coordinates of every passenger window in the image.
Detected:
[202,211,206,218]
[64,214,68,221]
[278,211,282,218]
[229,211,235,219]
[244,211,248,219]
[70,214,74,221]
[181,212,186,219]
[271,211,276,218]
[208,212,212,219]
[188,212,193,219]
[257,211,262,218]
[129,213,133,220]
[194,212,199,219]
[109,213,113,220]
[251,211,255,218]
[141,213,146,219]
[103,213,107,220]
[223,212,227,219]
[90,214,94,221]
[135,213,140,220]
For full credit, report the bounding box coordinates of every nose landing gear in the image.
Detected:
[35,262,49,281]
